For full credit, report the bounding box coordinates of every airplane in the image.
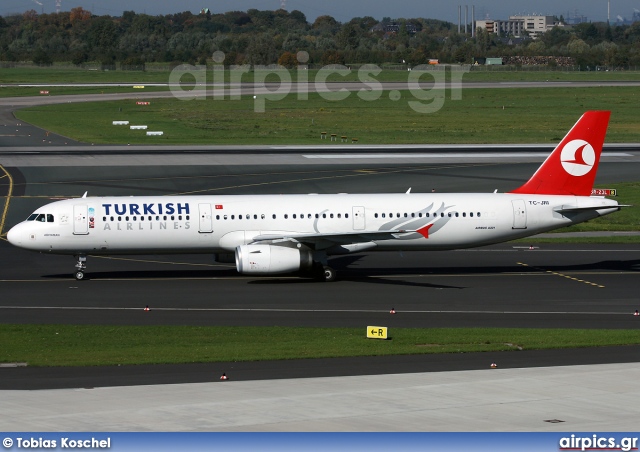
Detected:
[6,110,623,282]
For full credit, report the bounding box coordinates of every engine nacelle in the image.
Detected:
[235,244,313,275]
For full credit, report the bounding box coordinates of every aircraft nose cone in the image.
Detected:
[6,224,21,246]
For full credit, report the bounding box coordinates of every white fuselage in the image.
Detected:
[7,193,620,256]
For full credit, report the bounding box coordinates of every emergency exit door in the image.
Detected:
[352,206,365,230]
[199,203,213,233]
[512,199,527,229]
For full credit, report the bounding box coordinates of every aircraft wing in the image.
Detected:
[249,225,432,249]
[250,229,419,247]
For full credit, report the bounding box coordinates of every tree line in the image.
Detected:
[1,7,640,69]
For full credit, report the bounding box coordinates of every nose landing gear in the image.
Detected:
[74,255,87,280]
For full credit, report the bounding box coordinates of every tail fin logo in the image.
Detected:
[560,139,595,177]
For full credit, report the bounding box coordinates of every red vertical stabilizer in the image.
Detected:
[509,111,611,196]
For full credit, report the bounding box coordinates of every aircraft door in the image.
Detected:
[352,206,365,230]
[199,203,213,233]
[73,205,89,235]
[511,199,527,229]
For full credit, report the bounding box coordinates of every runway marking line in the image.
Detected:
[91,255,231,268]
[168,163,495,196]
[518,262,605,288]
[0,306,634,315]
[0,270,633,284]
[0,163,14,237]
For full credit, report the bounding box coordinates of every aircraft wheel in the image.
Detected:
[323,266,337,282]
[74,271,85,281]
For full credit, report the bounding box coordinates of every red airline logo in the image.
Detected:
[416,224,433,239]
[215,205,223,209]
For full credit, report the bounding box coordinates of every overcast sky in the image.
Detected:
[2,0,639,23]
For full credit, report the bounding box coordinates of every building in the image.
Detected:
[510,15,558,39]
[476,15,562,40]
[475,18,524,38]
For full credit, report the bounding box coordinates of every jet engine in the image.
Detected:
[235,244,313,275]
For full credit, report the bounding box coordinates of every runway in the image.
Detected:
[1,243,639,328]
[1,155,639,394]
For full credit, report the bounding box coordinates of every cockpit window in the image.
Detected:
[27,213,54,223]
[26,213,54,222]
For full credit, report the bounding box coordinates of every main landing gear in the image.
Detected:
[74,255,87,280]
[322,265,337,282]
[312,261,337,282]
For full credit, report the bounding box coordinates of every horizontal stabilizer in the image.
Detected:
[554,205,627,213]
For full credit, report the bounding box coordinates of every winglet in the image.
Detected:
[509,111,611,196]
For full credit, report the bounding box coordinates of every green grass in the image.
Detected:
[14,86,640,145]
[460,69,640,82]
[2,324,639,367]
[3,65,640,85]
[0,66,179,84]
[516,236,640,244]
